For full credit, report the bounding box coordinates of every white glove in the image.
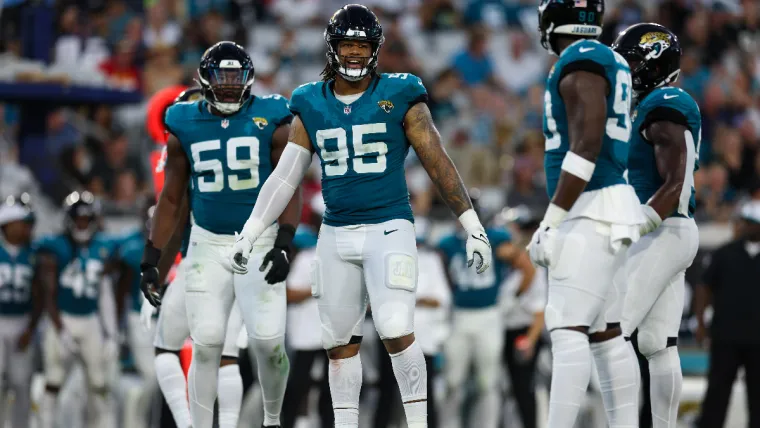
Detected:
[528,203,567,268]
[639,204,662,236]
[230,231,254,275]
[58,329,79,359]
[140,295,157,332]
[459,209,492,274]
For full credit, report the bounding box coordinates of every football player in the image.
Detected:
[0,194,41,428]
[613,24,700,428]
[437,191,535,428]
[38,191,120,428]
[229,5,492,428]
[534,0,644,426]
[140,42,301,428]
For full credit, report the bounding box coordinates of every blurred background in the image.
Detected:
[0,0,759,427]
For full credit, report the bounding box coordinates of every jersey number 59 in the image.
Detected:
[191,137,260,192]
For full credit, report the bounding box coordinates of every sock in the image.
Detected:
[546,330,592,428]
[188,342,224,428]
[328,353,363,428]
[590,336,641,428]
[647,347,682,428]
[155,353,192,428]
[250,336,289,426]
[89,392,110,428]
[41,391,58,428]
[217,364,244,428]
[389,341,428,428]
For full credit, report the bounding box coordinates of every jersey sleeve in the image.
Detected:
[118,241,143,272]
[288,82,316,117]
[34,236,61,257]
[639,88,698,139]
[263,94,294,127]
[164,103,182,136]
[397,73,428,109]
[557,41,613,87]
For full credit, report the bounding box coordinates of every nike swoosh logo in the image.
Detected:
[663,94,678,99]
[579,47,595,53]
[384,229,398,235]
[472,234,491,247]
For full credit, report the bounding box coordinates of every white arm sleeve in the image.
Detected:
[99,276,117,339]
[241,142,313,240]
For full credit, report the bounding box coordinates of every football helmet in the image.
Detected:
[324,4,385,81]
[63,191,101,244]
[197,42,254,114]
[612,23,682,96]
[538,0,604,55]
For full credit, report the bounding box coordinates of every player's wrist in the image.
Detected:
[141,240,161,269]
[641,204,662,234]
[241,217,267,243]
[274,224,296,250]
[561,151,596,182]
[458,209,485,235]
[543,203,568,229]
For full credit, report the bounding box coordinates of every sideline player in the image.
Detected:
[533,0,643,426]
[438,191,535,428]
[230,5,493,428]
[38,191,120,428]
[140,42,301,428]
[613,23,700,428]
[0,194,41,428]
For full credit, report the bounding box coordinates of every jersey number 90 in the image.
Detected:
[316,123,388,176]
[191,137,260,192]
[545,53,633,150]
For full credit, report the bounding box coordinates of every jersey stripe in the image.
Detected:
[678,129,696,217]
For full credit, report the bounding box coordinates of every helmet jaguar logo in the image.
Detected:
[639,32,670,59]
[253,117,268,130]
[378,100,394,113]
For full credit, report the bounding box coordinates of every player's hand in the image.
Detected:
[466,229,492,274]
[16,328,34,351]
[259,225,296,284]
[140,295,157,331]
[140,264,164,307]
[528,224,557,268]
[639,204,663,237]
[230,231,254,275]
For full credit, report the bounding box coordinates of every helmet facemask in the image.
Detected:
[198,64,254,114]
[327,35,384,82]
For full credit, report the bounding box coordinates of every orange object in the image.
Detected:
[146,85,188,145]
[179,338,193,378]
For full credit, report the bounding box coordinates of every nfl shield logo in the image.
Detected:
[574,0,587,6]
[221,119,229,128]
[344,105,352,115]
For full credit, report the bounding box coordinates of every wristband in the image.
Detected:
[274,224,296,249]
[458,209,484,234]
[141,240,162,268]
[561,151,596,182]
[543,203,568,229]
[640,204,663,234]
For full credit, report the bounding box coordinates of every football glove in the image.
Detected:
[140,241,164,307]
[459,209,492,274]
[230,231,254,275]
[527,203,567,268]
[260,225,296,284]
[639,204,662,237]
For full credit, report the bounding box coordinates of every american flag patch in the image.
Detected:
[574,0,587,6]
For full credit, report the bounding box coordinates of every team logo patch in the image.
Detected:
[639,32,670,59]
[221,119,229,129]
[378,100,394,113]
[344,105,352,115]
[253,117,268,130]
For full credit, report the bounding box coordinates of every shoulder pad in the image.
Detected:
[257,94,293,127]
[289,81,323,116]
[380,73,428,109]
[643,87,699,115]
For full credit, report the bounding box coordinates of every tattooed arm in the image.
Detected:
[404,102,472,216]
[404,102,492,273]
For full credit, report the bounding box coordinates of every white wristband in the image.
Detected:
[458,209,484,234]
[543,203,568,228]
[561,151,596,182]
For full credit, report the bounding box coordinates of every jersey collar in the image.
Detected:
[325,75,380,113]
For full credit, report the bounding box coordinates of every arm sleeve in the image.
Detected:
[241,142,313,239]
[99,275,118,338]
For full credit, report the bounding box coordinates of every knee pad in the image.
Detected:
[192,342,224,365]
[635,329,671,358]
[250,336,288,371]
[373,301,413,340]
[191,321,226,348]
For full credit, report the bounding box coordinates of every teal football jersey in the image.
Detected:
[628,86,701,218]
[0,242,35,316]
[37,233,119,316]
[165,95,293,235]
[289,73,428,227]
[438,228,511,309]
[543,39,633,198]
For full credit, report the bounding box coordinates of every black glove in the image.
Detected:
[260,225,296,284]
[140,241,164,307]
